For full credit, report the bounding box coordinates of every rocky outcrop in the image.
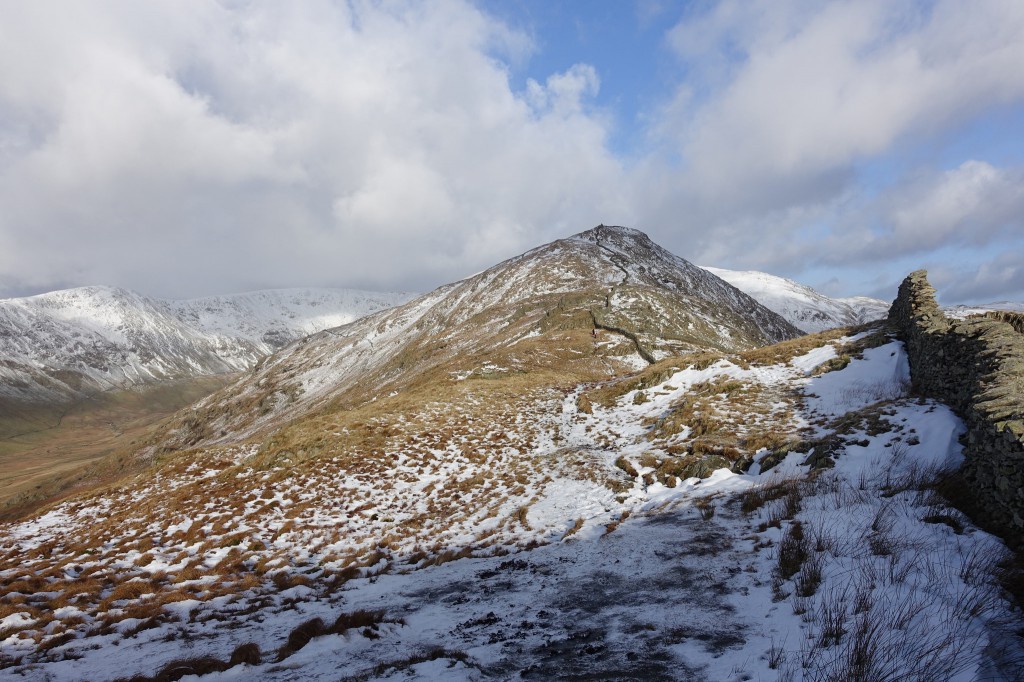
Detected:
[888,270,1024,543]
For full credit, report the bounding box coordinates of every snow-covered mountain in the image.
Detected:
[1,227,1021,679]
[944,301,1024,319]
[701,266,889,333]
[0,286,411,402]
[170,225,801,442]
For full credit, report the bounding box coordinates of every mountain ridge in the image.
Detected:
[0,286,412,403]
[1,229,1021,679]
[158,225,802,447]
[0,231,895,407]
[700,266,889,333]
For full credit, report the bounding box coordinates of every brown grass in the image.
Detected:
[741,478,803,515]
[740,327,854,367]
[563,518,585,539]
[0,375,234,520]
[173,564,206,584]
[603,510,631,536]
[108,579,158,602]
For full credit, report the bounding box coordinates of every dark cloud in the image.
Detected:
[936,253,1024,304]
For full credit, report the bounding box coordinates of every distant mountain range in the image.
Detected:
[0,286,411,402]
[701,267,889,333]
[0,228,897,405]
[944,301,1024,318]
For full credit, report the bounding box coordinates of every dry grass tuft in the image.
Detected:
[277,617,327,661]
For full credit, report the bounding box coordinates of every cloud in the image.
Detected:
[658,0,1024,197]
[638,0,1024,262]
[0,1,627,298]
[0,0,1023,302]
[525,64,600,115]
[873,161,1024,253]
[934,252,1024,304]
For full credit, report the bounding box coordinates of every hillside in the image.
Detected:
[702,267,888,333]
[0,286,410,514]
[1,321,1021,679]
[151,225,800,447]
[0,286,410,404]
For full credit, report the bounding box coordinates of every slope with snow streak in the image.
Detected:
[1,329,1019,680]
[0,286,410,402]
[171,225,801,444]
[169,288,412,348]
[702,266,888,333]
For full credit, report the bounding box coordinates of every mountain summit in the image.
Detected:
[172,225,800,443]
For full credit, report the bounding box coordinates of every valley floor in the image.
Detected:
[0,376,235,517]
[1,333,1022,680]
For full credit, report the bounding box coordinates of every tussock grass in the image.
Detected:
[740,477,803,516]
[365,647,471,680]
[582,352,724,407]
[739,327,853,367]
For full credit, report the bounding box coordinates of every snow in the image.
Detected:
[944,301,1024,319]
[803,341,910,416]
[0,285,413,401]
[2,229,1020,681]
[0,612,36,632]
[702,266,889,333]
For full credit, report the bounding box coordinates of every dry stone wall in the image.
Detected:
[888,270,1024,544]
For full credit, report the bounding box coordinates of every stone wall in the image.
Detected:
[888,270,1024,544]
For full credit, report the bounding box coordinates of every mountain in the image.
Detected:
[0,286,411,403]
[4,228,1017,679]
[2,280,1020,679]
[164,225,801,444]
[944,301,1024,318]
[701,266,888,333]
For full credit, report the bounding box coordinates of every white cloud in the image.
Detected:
[526,63,600,115]
[634,0,1024,295]
[0,0,626,297]
[0,0,1023,302]
[882,161,1024,249]
[657,0,1024,198]
[930,252,1024,304]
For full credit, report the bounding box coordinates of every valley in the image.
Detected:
[0,375,235,517]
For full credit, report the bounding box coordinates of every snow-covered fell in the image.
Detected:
[1,228,1020,679]
[701,266,889,333]
[179,226,801,440]
[0,286,411,402]
[944,301,1024,319]
[168,288,414,349]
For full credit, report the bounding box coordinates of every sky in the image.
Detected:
[1,0,1022,304]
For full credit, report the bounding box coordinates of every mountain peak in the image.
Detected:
[571,224,651,242]
[163,226,801,443]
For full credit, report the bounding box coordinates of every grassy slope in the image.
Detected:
[3,323,1022,680]
[0,375,235,519]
